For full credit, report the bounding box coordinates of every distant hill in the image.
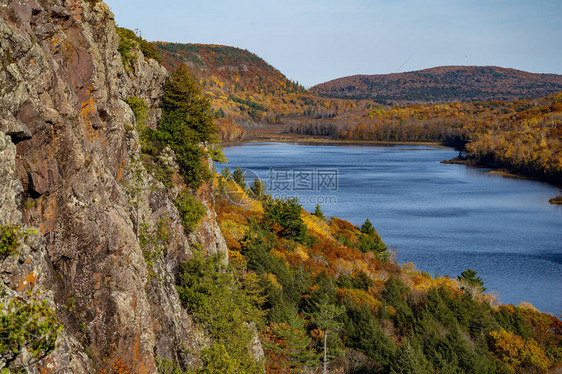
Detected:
[155,42,305,98]
[310,66,562,104]
[153,43,353,138]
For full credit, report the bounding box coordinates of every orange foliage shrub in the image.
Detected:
[330,217,360,245]
[111,359,130,374]
[337,288,382,313]
[301,213,331,241]
[487,329,551,373]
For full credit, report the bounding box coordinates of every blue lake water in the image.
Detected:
[220,142,562,315]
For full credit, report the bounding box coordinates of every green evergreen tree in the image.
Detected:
[265,307,319,373]
[382,277,414,329]
[220,167,232,180]
[314,204,324,219]
[156,64,220,188]
[360,218,376,236]
[264,198,308,243]
[176,252,264,373]
[390,339,433,374]
[249,178,266,200]
[161,65,217,144]
[458,268,486,294]
[357,234,387,254]
[198,343,239,373]
[308,296,346,374]
[232,167,246,190]
[343,305,395,367]
[217,167,231,198]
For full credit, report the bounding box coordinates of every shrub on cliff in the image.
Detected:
[0,225,20,259]
[116,27,162,72]
[138,64,221,188]
[125,96,148,127]
[177,251,265,373]
[175,190,206,234]
[0,298,61,370]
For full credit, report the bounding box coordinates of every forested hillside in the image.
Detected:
[153,43,360,140]
[289,93,562,185]
[311,66,562,104]
[206,174,562,373]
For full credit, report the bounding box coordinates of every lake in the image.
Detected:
[220,142,562,315]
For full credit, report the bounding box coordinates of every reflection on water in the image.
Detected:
[221,142,562,314]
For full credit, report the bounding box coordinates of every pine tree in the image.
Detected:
[390,339,433,374]
[458,269,486,294]
[360,218,376,236]
[308,296,346,374]
[232,167,246,190]
[264,198,307,243]
[156,64,219,188]
[249,178,266,200]
[265,309,319,373]
[161,64,217,143]
[314,204,324,219]
[220,167,232,180]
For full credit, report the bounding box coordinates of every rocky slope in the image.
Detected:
[0,1,232,372]
[311,66,562,103]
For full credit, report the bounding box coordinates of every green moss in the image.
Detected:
[140,154,174,189]
[116,27,138,73]
[156,357,184,373]
[139,218,171,282]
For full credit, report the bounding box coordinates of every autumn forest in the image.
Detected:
[1,1,560,372]
[131,33,562,373]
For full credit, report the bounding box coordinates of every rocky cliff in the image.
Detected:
[0,0,231,372]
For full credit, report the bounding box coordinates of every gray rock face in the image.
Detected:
[0,0,235,372]
[0,132,21,224]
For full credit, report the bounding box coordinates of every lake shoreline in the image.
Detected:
[222,142,562,314]
[222,135,561,195]
[441,157,562,194]
[221,132,446,147]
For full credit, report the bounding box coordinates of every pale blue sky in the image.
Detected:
[105,0,562,87]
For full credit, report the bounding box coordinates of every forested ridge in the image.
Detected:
[310,66,562,104]
[289,94,562,185]
[153,42,360,141]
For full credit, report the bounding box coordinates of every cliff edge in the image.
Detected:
[0,1,231,372]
